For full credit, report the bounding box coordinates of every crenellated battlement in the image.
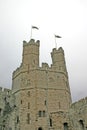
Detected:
[42,62,49,69]
[23,39,40,47]
[0,87,11,93]
[22,39,40,68]
[71,97,87,109]
[51,47,64,54]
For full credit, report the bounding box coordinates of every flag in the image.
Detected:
[55,35,62,38]
[32,26,39,30]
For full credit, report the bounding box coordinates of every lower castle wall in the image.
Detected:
[50,97,87,130]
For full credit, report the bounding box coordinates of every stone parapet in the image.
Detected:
[71,97,87,110]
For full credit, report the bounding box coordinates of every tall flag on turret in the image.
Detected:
[54,34,62,49]
[30,25,39,39]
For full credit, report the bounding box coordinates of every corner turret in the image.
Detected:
[51,47,67,72]
[22,39,40,68]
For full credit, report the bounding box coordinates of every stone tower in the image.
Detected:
[12,39,72,130]
[22,39,40,68]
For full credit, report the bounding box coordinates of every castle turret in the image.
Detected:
[50,47,72,110]
[51,47,67,72]
[22,39,40,68]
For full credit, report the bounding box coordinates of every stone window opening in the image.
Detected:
[44,100,47,105]
[43,111,46,117]
[50,118,52,127]
[33,59,35,64]
[27,113,30,124]
[79,120,84,130]
[28,102,30,109]
[17,116,19,124]
[38,111,42,117]
[28,91,30,96]
[21,100,22,104]
[64,122,68,130]
[0,108,2,116]
[38,111,46,117]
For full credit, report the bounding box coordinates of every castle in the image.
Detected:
[0,38,87,130]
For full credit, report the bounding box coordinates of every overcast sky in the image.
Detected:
[0,0,87,102]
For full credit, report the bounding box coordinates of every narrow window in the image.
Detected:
[27,113,30,124]
[43,111,46,117]
[50,118,52,127]
[44,100,47,105]
[38,111,42,117]
[79,120,84,130]
[33,60,35,64]
[0,108,2,116]
[28,102,30,109]
[28,91,30,96]
[64,123,68,130]
[21,100,22,104]
[17,116,19,124]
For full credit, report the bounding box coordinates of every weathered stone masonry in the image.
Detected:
[0,38,87,130]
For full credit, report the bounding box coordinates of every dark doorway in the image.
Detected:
[64,123,68,130]
[79,120,84,130]
[38,127,42,130]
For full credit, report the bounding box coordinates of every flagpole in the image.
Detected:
[30,26,32,39]
[54,34,57,49]
[30,26,39,39]
[54,34,62,49]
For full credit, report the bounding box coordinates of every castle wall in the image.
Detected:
[50,97,87,130]
[0,87,11,111]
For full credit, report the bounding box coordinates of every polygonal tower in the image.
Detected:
[12,38,72,130]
